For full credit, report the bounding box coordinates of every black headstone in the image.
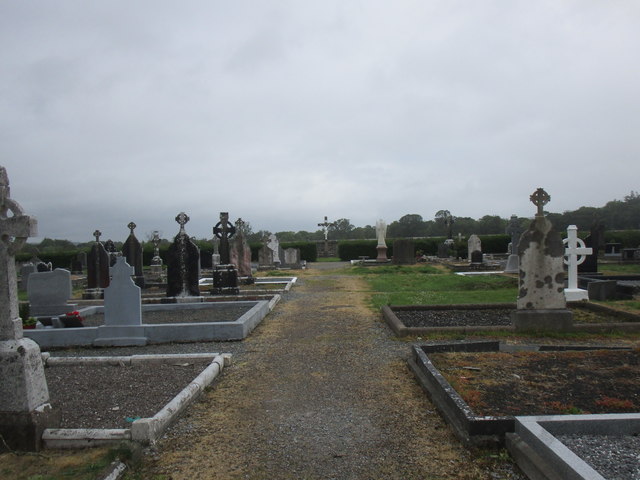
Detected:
[87,242,110,288]
[470,250,483,264]
[166,212,200,297]
[122,222,145,288]
[392,239,416,265]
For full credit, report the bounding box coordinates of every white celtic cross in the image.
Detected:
[563,225,592,300]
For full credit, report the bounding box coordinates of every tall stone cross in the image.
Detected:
[176,212,190,233]
[128,221,136,234]
[0,166,57,451]
[93,229,102,243]
[530,188,551,217]
[563,225,592,301]
[317,216,335,241]
[213,212,236,265]
[0,167,38,340]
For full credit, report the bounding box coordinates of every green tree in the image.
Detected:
[435,210,455,238]
[328,218,355,240]
[387,214,426,238]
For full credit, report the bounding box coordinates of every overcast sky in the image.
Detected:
[2,1,639,243]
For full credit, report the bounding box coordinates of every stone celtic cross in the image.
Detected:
[213,212,236,240]
[176,212,190,233]
[530,188,551,217]
[93,230,102,242]
[128,221,137,234]
[1,166,38,339]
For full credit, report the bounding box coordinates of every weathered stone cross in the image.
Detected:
[176,212,190,233]
[563,225,592,301]
[93,229,102,242]
[0,167,37,339]
[530,188,551,217]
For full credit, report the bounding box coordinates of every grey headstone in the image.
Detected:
[27,269,76,317]
[19,263,36,292]
[392,239,416,265]
[467,234,481,261]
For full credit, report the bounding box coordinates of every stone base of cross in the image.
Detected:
[563,225,592,302]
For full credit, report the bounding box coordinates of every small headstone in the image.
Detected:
[511,188,573,331]
[149,230,164,280]
[504,215,522,273]
[467,234,482,264]
[376,219,388,262]
[213,212,236,265]
[19,263,36,292]
[229,218,253,277]
[212,264,240,295]
[392,239,416,265]
[258,243,274,268]
[470,250,483,264]
[211,236,221,266]
[283,248,302,268]
[94,256,146,346]
[604,242,622,258]
[166,212,201,298]
[122,221,145,288]
[0,166,58,451]
[27,268,76,317]
[86,230,110,291]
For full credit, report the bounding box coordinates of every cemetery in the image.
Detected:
[2,168,640,480]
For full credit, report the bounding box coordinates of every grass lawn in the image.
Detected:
[599,263,640,275]
[353,264,518,310]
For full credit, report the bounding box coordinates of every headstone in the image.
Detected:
[578,222,604,274]
[122,221,145,288]
[375,219,388,262]
[267,234,283,266]
[19,263,36,292]
[392,239,416,265]
[86,230,110,291]
[283,247,302,268]
[166,212,201,298]
[27,268,76,317]
[212,264,240,295]
[504,214,522,273]
[258,243,274,268]
[213,212,236,265]
[94,257,146,346]
[104,239,118,266]
[211,236,221,266]
[0,166,59,451]
[511,188,573,331]
[563,225,592,301]
[467,234,482,264]
[229,218,253,277]
[604,242,622,258]
[149,230,164,280]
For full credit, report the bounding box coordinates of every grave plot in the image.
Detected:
[408,341,639,448]
[41,353,230,448]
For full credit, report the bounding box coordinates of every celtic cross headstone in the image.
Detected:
[511,188,573,331]
[166,212,200,298]
[0,166,59,450]
[122,221,145,288]
[213,212,236,265]
[86,229,110,293]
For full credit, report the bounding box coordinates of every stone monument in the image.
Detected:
[27,268,76,317]
[0,166,59,451]
[94,256,147,346]
[85,229,110,298]
[267,233,283,266]
[467,234,482,264]
[578,221,605,274]
[213,212,236,265]
[392,239,416,265]
[375,219,388,262]
[504,214,522,273]
[317,216,336,257]
[211,236,221,266]
[229,218,253,278]
[166,212,201,298]
[511,188,573,332]
[122,221,145,288]
[563,225,592,301]
[150,230,164,280]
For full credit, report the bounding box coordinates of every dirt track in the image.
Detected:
[137,265,522,479]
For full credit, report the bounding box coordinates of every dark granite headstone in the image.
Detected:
[211,264,239,295]
[470,250,483,264]
[166,212,200,297]
[122,222,145,288]
[87,230,110,289]
[229,218,252,278]
[392,239,416,265]
[578,222,605,274]
[213,212,236,265]
[104,239,118,266]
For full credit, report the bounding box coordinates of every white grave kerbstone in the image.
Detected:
[563,225,592,302]
[94,256,146,346]
[0,166,58,451]
[27,268,76,316]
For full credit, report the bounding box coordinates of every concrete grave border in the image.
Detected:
[40,352,231,449]
[24,299,276,348]
[506,414,640,480]
[384,302,640,337]
[408,342,635,448]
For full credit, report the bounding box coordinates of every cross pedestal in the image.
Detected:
[563,225,592,301]
[0,167,59,451]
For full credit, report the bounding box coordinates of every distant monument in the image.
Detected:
[166,212,200,298]
[504,215,522,273]
[122,221,145,288]
[213,212,236,265]
[511,188,573,331]
[375,219,388,262]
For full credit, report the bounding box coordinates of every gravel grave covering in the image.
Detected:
[395,308,513,327]
[558,434,640,480]
[80,305,253,327]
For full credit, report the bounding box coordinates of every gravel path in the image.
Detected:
[134,265,524,479]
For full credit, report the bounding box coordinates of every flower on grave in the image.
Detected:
[65,311,84,322]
